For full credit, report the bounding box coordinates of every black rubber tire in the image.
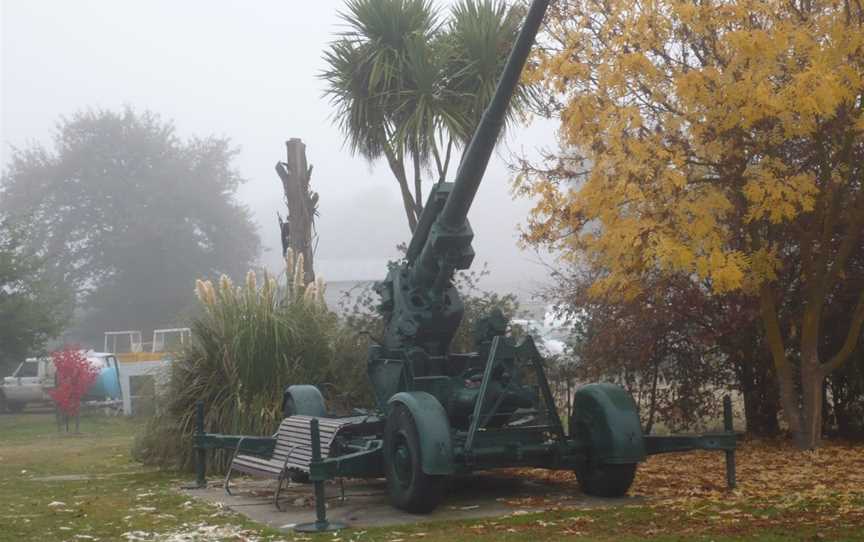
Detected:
[383,404,446,513]
[289,471,311,484]
[6,402,25,413]
[575,462,637,498]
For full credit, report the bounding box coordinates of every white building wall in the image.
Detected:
[117,360,171,415]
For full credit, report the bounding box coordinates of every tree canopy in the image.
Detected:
[518,0,864,448]
[0,108,260,345]
[321,0,528,231]
[0,223,72,374]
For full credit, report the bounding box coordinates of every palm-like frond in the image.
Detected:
[321,38,390,159]
[322,0,440,163]
[440,0,526,144]
[320,0,529,188]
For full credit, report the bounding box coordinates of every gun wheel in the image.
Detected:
[384,404,445,513]
[575,462,637,498]
[282,385,326,418]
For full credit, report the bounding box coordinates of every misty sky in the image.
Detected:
[1,0,560,295]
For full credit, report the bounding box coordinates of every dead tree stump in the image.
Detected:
[275,138,317,283]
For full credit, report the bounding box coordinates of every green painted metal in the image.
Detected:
[295,418,346,533]
[571,383,647,465]
[369,0,551,385]
[310,443,383,479]
[387,391,454,475]
[723,395,737,489]
[644,433,737,454]
[193,400,206,488]
[194,433,275,456]
[463,336,503,453]
[463,334,566,456]
[515,335,567,442]
[282,384,326,418]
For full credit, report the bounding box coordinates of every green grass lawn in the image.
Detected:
[0,412,285,542]
[1,412,862,541]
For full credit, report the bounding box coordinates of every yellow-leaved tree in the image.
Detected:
[518,0,864,448]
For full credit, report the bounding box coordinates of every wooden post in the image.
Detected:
[275,139,317,284]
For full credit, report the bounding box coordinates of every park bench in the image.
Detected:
[224,415,353,510]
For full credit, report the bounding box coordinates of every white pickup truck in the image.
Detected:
[0,358,56,412]
[1,353,122,413]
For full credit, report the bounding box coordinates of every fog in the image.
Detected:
[1,0,558,295]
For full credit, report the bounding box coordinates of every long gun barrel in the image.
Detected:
[410,0,549,291]
[439,0,549,230]
[375,0,549,360]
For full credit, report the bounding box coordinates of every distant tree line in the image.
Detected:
[0,107,260,363]
[0,222,72,374]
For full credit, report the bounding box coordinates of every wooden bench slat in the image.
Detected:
[234,456,283,471]
[228,415,359,482]
[277,428,338,441]
[233,464,281,476]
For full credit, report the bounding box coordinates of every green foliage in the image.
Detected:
[439,0,527,142]
[451,265,523,351]
[0,221,72,375]
[134,253,333,470]
[339,264,523,355]
[823,247,864,439]
[548,269,739,434]
[0,107,260,345]
[829,353,864,439]
[322,0,439,161]
[134,251,374,471]
[321,0,528,230]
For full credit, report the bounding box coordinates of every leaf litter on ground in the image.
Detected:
[511,439,864,525]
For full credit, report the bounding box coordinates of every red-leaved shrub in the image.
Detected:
[49,346,98,416]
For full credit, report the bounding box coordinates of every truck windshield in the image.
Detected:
[14,362,39,378]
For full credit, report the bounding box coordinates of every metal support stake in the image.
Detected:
[193,400,207,488]
[295,418,345,533]
[723,395,736,490]
[465,336,501,455]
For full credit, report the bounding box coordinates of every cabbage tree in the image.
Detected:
[321,0,528,232]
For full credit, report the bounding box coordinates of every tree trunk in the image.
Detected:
[382,146,419,232]
[798,356,825,449]
[275,139,316,283]
[760,285,804,439]
[776,362,804,439]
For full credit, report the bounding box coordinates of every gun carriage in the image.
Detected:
[194,0,737,516]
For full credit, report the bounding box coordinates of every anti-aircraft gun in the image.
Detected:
[195,0,737,519]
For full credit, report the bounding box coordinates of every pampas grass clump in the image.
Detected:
[134,249,348,472]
